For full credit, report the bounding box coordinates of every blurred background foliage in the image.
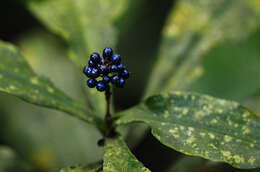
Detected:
[0,0,260,172]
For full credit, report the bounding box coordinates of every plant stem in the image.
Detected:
[105,85,112,126]
[103,85,117,139]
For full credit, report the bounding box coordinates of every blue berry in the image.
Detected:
[117,63,124,71]
[87,79,97,88]
[103,48,113,59]
[121,69,129,79]
[111,65,117,72]
[90,52,100,63]
[91,68,99,78]
[99,64,109,75]
[100,57,105,64]
[83,66,92,77]
[96,81,106,92]
[88,60,97,67]
[103,76,110,84]
[116,78,126,88]
[111,54,121,64]
[111,75,119,84]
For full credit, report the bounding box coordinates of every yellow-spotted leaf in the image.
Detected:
[115,92,260,169]
[0,40,102,127]
[103,136,150,172]
[145,0,260,96]
[60,162,102,172]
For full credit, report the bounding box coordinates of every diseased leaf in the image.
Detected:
[60,162,102,172]
[145,0,260,96]
[26,0,130,116]
[115,92,260,169]
[103,136,150,172]
[0,40,102,127]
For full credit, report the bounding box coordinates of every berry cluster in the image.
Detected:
[83,48,130,92]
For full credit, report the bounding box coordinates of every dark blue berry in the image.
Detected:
[100,57,105,64]
[116,78,126,88]
[87,79,97,88]
[83,66,92,77]
[91,68,99,78]
[121,69,129,79]
[111,54,121,64]
[103,76,110,84]
[96,81,106,92]
[111,65,117,72]
[88,60,97,67]
[90,52,100,63]
[103,48,113,59]
[111,75,119,84]
[117,63,124,71]
[99,64,109,75]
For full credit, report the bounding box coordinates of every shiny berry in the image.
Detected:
[111,54,121,64]
[90,52,100,63]
[99,64,109,75]
[116,78,126,88]
[103,76,110,84]
[100,57,105,64]
[121,69,129,79]
[87,79,97,88]
[117,63,124,71]
[91,68,99,78]
[111,75,119,84]
[111,65,117,72]
[96,81,106,92]
[103,48,113,59]
[83,66,92,77]
[88,60,97,67]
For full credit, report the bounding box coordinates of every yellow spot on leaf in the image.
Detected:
[188,127,194,131]
[31,77,39,85]
[208,133,215,139]
[163,111,170,118]
[0,74,3,79]
[210,118,218,124]
[242,126,250,135]
[248,157,255,165]
[200,132,206,137]
[233,155,244,164]
[224,135,232,142]
[183,108,188,115]
[221,150,231,158]
[217,109,223,113]
[9,85,15,90]
[47,87,54,93]
[169,128,179,138]
[186,136,196,144]
[250,143,255,148]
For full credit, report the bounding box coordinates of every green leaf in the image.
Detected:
[115,92,260,169]
[27,0,128,66]
[145,0,260,96]
[103,136,150,172]
[26,0,130,117]
[0,146,28,171]
[0,40,102,127]
[166,155,205,172]
[60,162,102,172]
[190,29,260,101]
